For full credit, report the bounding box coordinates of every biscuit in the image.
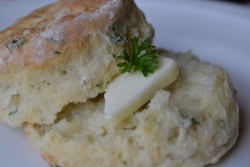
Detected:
[24,51,239,167]
[0,0,153,126]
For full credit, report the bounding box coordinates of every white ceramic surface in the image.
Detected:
[0,0,250,166]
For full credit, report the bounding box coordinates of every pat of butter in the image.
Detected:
[104,56,179,125]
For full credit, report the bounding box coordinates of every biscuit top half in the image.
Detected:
[0,0,131,74]
[0,0,153,127]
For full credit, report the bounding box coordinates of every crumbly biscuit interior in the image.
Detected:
[24,52,239,167]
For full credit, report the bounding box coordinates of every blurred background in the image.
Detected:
[222,0,250,3]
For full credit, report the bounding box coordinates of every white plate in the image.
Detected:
[0,0,250,166]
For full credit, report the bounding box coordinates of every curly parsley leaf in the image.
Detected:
[117,37,159,77]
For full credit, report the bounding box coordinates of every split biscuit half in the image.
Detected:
[0,0,153,126]
[24,51,239,167]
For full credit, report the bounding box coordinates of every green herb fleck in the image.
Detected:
[220,119,226,129]
[53,51,61,55]
[110,33,125,45]
[5,85,10,90]
[190,118,200,125]
[96,83,103,88]
[8,109,18,116]
[6,37,27,52]
[45,37,64,43]
[182,117,200,128]
[40,117,44,123]
[117,37,159,77]
[121,160,127,165]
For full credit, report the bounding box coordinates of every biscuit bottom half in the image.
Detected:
[24,51,239,167]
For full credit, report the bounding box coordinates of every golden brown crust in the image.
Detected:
[0,0,131,74]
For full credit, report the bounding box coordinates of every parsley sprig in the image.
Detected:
[117,37,159,77]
